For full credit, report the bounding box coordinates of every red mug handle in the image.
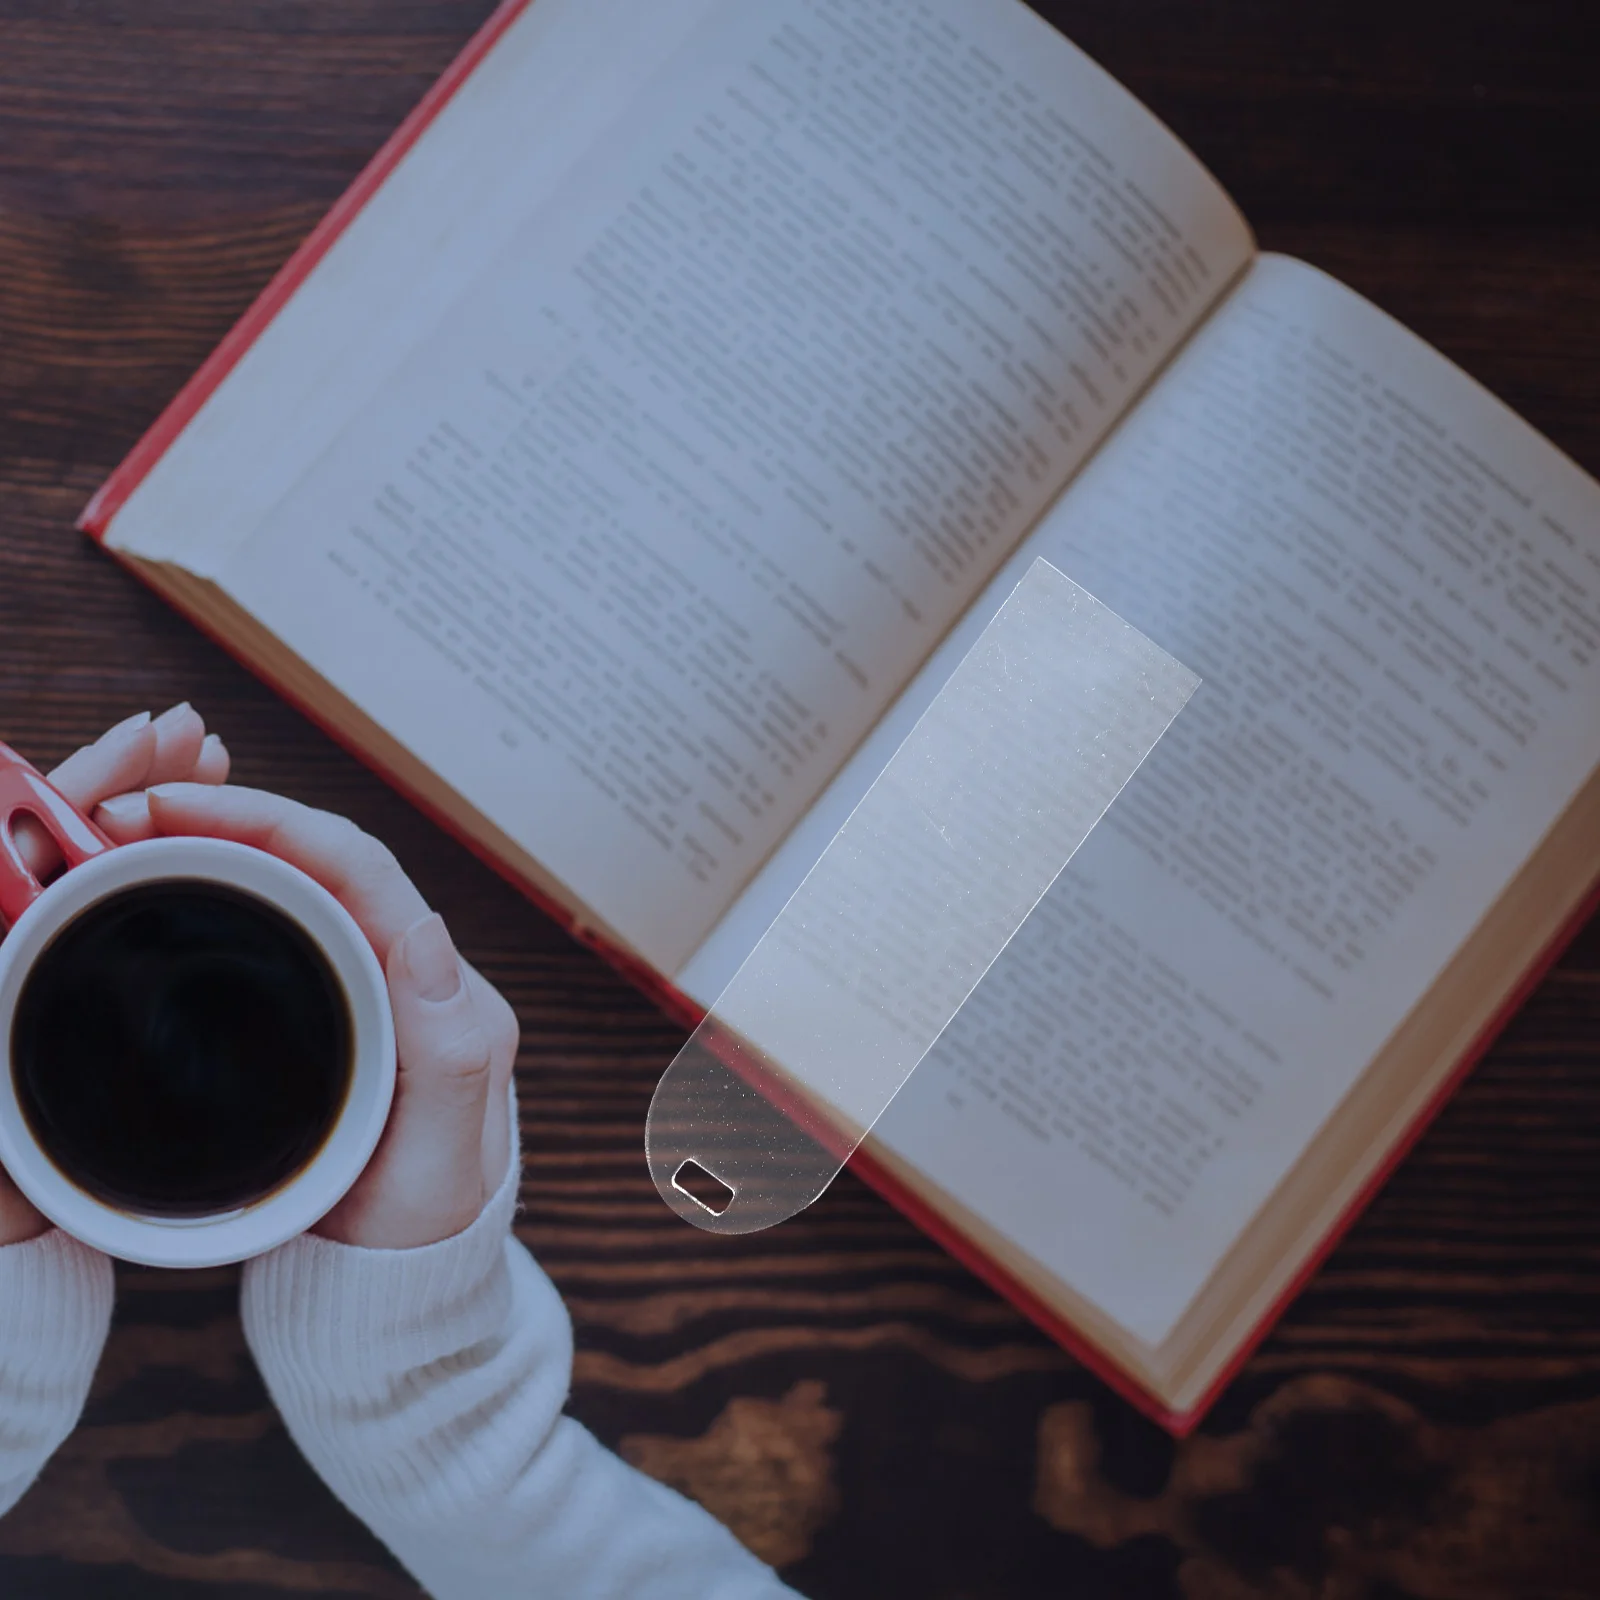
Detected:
[0,742,114,928]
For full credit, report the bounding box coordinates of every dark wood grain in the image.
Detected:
[2,2,1598,1595]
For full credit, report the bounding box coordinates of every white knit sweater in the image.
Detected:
[0,1228,114,1516]
[0,1143,798,1599]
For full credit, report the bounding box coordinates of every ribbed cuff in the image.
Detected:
[0,1228,116,1517]
[240,1083,532,1391]
[0,1228,116,1378]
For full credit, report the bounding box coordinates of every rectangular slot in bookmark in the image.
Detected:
[672,1159,736,1217]
[647,558,1200,1233]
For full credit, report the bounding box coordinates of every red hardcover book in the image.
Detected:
[80,0,1600,1431]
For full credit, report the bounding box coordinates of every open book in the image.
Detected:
[81,0,1600,1431]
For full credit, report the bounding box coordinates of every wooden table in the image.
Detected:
[2,2,1597,1594]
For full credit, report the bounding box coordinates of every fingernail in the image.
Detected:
[107,711,152,737]
[154,701,193,728]
[97,793,148,823]
[200,733,224,759]
[403,914,461,1003]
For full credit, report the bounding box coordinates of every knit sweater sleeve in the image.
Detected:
[239,1105,799,1600]
[0,1229,116,1517]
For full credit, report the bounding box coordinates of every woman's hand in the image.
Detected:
[97,783,520,1251]
[0,706,231,1248]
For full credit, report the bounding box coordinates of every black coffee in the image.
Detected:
[10,882,351,1216]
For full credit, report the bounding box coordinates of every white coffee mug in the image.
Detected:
[0,743,395,1268]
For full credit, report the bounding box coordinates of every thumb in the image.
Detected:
[350,914,493,1247]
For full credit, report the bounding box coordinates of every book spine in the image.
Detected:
[78,0,538,540]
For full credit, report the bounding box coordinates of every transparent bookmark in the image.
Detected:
[647,558,1199,1233]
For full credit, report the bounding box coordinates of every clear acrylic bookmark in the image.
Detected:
[646,558,1199,1233]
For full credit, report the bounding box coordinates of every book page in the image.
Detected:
[102,0,726,571]
[686,253,1600,1344]
[215,0,1252,972]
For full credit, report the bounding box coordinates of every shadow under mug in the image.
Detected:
[0,743,396,1267]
